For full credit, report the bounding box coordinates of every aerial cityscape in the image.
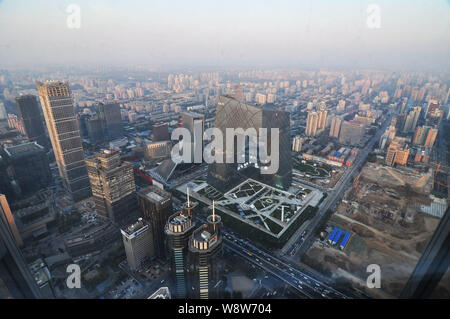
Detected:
[0,0,448,307]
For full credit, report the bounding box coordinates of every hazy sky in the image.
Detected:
[0,0,449,70]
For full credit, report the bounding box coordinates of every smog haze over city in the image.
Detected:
[0,0,449,314]
[0,0,449,70]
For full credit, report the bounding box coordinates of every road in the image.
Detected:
[222,229,349,299]
[193,215,351,299]
[284,111,396,258]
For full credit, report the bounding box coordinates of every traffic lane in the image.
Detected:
[224,239,326,299]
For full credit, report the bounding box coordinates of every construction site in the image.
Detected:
[302,162,448,298]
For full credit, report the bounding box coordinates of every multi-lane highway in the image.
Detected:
[221,229,349,299]
[193,215,351,299]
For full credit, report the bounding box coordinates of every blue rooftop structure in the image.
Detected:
[332,229,343,244]
[340,232,351,249]
[328,228,338,242]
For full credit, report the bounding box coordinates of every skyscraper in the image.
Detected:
[165,189,197,298]
[329,116,342,138]
[87,117,104,144]
[208,95,292,192]
[138,186,173,259]
[317,109,328,130]
[97,102,123,141]
[403,106,422,133]
[188,204,223,299]
[305,111,319,136]
[4,142,52,198]
[152,123,170,142]
[121,218,155,271]
[0,195,22,248]
[85,149,137,225]
[0,196,41,298]
[15,95,48,150]
[36,81,91,202]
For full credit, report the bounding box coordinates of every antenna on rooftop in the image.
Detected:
[187,187,190,206]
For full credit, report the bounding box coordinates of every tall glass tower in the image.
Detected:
[37,81,91,202]
[165,189,197,298]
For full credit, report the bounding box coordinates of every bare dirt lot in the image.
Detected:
[301,163,445,298]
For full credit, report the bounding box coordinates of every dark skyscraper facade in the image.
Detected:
[0,198,41,298]
[37,81,91,202]
[152,122,170,142]
[97,102,123,141]
[4,142,52,198]
[188,208,223,299]
[165,194,197,298]
[208,95,292,192]
[87,117,104,144]
[138,186,173,259]
[15,95,48,150]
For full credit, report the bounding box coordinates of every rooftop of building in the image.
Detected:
[4,141,45,157]
[139,186,171,203]
[220,95,286,113]
[182,110,204,118]
[121,218,148,236]
[167,211,191,227]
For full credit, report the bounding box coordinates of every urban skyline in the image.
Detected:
[0,0,448,308]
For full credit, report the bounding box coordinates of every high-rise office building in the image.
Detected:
[138,186,173,259]
[339,121,365,146]
[121,218,155,271]
[305,111,319,136]
[329,116,342,138]
[208,95,292,192]
[97,102,123,141]
[188,205,223,299]
[36,81,91,202]
[0,195,22,247]
[165,190,197,298]
[0,196,41,298]
[85,149,137,225]
[152,123,170,142]
[4,142,52,198]
[15,95,48,150]
[87,117,104,144]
